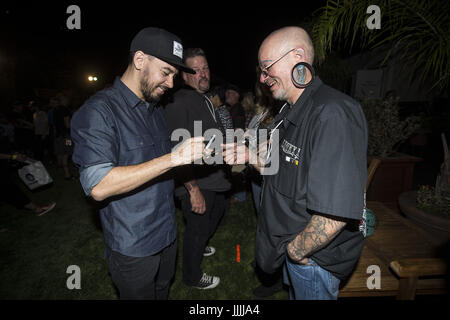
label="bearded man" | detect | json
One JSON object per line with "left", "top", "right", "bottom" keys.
{"left": 223, "top": 27, "right": 368, "bottom": 300}
{"left": 71, "top": 27, "right": 205, "bottom": 300}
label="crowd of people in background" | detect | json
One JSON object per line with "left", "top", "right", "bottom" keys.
{"left": 1, "top": 94, "right": 75, "bottom": 168}
{"left": 0, "top": 93, "right": 78, "bottom": 220}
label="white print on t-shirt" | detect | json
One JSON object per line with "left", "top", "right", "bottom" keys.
{"left": 281, "top": 139, "right": 301, "bottom": 160}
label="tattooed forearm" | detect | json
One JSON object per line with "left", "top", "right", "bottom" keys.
{"left": 287, "top": 214, "right": 346, "bottom": 263}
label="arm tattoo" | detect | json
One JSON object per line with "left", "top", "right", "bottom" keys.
{"left": 287, "top": 214, "right": 346, "bottom": 262}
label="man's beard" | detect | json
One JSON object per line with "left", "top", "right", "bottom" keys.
{"left": 140, "top": 69, "right": 166, "bottom": 103}
{"left": 265, "top": 79, "right": 287, "bottom": 102}
{"left": 198, "top": 77, "right": 210, "bottom": 93}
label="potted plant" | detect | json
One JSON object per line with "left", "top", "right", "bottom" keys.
{"left": 398, "top": 134, "right": 450, "bottom": 245}
{"left": 360, "top": 95, "right": 423, "bottom": 202}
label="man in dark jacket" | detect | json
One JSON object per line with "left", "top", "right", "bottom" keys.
{"left": 164, "top": 48, "right": 231, "bottom": 290}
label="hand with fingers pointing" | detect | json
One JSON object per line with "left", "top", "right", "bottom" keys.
{"left": 171, "top": 137, "right": 205, "bottom": 166}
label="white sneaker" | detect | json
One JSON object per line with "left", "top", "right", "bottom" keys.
{"left": 203, "top": 246, "right": 216, "bottom": 257}
{"left": 194, "top": 273, "right": 220, "bottom": 290}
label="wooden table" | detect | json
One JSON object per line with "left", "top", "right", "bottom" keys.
{"left": 339, "top": 201, "right": 448, "bottom": 299}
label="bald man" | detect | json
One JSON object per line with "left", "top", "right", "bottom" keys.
{"left": 224, "top": 27, "right": 368, "bottom": 299}
{"left": 258, "top": 27, "right": 315, "bottom": 104}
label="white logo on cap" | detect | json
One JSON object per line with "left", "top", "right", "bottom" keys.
{"left": 173, "top": 41, "right": 183, "bottom": 59}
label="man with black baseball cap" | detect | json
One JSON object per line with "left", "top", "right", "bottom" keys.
{"left": 71, "top": 27, "right": 204, "bottom": 300}
{"left": 130, "top": 27, "right": 195, "bottom": 75}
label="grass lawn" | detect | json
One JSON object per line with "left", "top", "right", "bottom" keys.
{"left": 0, "top": 163, "right": 288, "bottom": 300}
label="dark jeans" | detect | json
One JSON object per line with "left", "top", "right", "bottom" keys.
{"left": 180, "top": 189, "right": 225, "bottom": 286}
{"left": 105, "top": 240, "right": 177, "bottom": 300}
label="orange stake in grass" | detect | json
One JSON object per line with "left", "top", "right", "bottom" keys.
{"left": 236, "top": 244, "right": 240, "bottom": 263}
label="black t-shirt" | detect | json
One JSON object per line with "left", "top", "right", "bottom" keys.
{"left": 256, "top": 77, "right": 368, "bottom": 280}
{"left": 163, "top": 86, "right": 231, "bottom": 197}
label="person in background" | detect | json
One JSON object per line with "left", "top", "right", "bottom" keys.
{"left": 46, "top": 98, "right": 57, "bottom": 165}
{"left": 227, "top": 86, "right": 247, "bottom": 203}
{"left": 242, "top": 92, "right": 256, "bottom": 130}
{"left": 32, "top": 101, "right": 49, "bottom": 161}
{"left": 9, "top": 101, "right": 34, "bottom": 155}
{"left": 207, "top": 86, "right": 233, "bottom": 136}
{"left": 164, "top": 48, "right": 231, "bottom": 290}
{"left": 206, "top": 86, "right": 234, "bottom": 220}
{"left": 53, "top": 94, "right": 74, "bottom": 180}
{"left": 246, "top": 82, "right": 284, "bottom": 298}
{"left": 0, "top": 152, "right": 56, "bottom": 217}
{"left": 0, "top": 113, "right": 15, "bottom": 149}
{"left": 226, "top": 84, "right": 245, "bottom": 131}
{"left": 246, "top": 83, "right": 280, "bottom": 216}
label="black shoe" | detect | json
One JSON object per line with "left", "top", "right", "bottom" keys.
{"left": 252, "top": 281, "right": 283, "bottom": 298}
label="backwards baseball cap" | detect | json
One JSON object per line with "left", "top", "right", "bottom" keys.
{"left": 130, "top": 27, "right": 196, "bottom": 74}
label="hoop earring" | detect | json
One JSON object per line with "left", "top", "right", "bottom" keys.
{"left": 291, "top": 62, "right": 315, "bottom": 88}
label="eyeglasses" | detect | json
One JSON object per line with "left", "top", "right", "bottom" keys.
{"left": 260, "top": 48, "right": 295, "bottom": 78}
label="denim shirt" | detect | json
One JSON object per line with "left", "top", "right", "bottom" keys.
{"left": 71, "top": 77, "right": 176, "bottom": 257}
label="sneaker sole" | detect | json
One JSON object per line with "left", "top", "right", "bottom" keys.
{"left": 37, "top": 203, "right": 56, "bottom": 217}
{"left": 203, "top": 247, "right": 216, "bottom": 257}
{"left": 197, "top": 277, "right": 220, "bottom": 290}
{"left": 203, "top": 252, "right": 215, "bottom": 257}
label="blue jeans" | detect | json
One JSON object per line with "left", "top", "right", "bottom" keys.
{"left": 283, "top": 257, "right": 340, "bottom": 300}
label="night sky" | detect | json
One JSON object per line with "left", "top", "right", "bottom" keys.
{"left": 1, "top": 1, "right": 325, "bottom": 99}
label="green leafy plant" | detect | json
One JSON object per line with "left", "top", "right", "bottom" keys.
{"left": 360, "top": 96, "right": 421, "bottom": 157}
{"left": 311, "top": 0, "right": 450, "bottom": 91}
{"left": 416, "top": 185, "right": 450, "bottom": 218}
{"left": 416, "top": 134, "right": 450, "bottom": 218}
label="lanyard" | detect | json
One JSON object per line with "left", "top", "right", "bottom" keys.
{"left": 203, "top": 95, "right": 217, "bottom": 123}
{"left": 266, "top": 103, "right": 289, "bottom": 162}
{"left": 260, "top": 103, "right": 289, "bottom": 207}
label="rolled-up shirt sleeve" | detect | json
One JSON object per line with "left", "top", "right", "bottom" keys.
{"left": 79, "top": 162, "right": 114, "bottom": 196}
{"left": 71, "top": 99, "right": 118, "bottom": 196}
